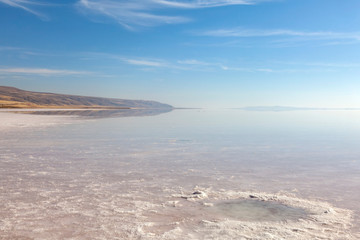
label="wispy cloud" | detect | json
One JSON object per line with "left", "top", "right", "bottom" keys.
{"left": 153, "top": 0, "right": 256, "bottom": 8}
{"left": 199, "top": 28, "right": 360, "bottom": 41}
{"left": 177, "top": 58, "right": 248, "bottom": 71}
{"left": 177, "top": 59, "right": 213, "bottom": 66}
{"left": 77, "top": 0, "right": 264, "bottom": 29}
{"left": 122, "top": 58, "right": 168, "bottom": 67}
{"left": 121, "top": 56, "right": 276, "bottom": 72}
{"left": 180, "top": 58, "right": 234, "bottom": 67}
{"left": 82, "top": 52, "right": 175, "bottom": 68}
{"left": 176, "top": 58, "right": 351, "bottom": 73}
{"left": 0, "top": 67, "right": 91, "bottom": 75}
{"left": 81, "top": 52, "right": 350, "bottom": 74}
{"left": 274, "top": 61, "right": 360, "bottom": 69}
{"left": 0, "top": 0, "right": 49, "bottom": 19}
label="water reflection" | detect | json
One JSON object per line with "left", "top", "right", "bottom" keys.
{"left": 12, "top": 108, "right": 173, "bottom": 119}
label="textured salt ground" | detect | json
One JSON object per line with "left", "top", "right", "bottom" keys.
{"left": 0, "top": 144, "right": 358, "bottom": 239}
{"left": 140, "top": 188, "right": 357, "bottom": 239}
{"left": 0, "top": 145, "right": 358, "bottom": 239}
{"left": 1, "top": 182, "right": 357, "bottom": 240}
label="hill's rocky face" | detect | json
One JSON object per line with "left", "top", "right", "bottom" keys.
{"left": 0, "top": 86, "right": 173, "bottom": 109}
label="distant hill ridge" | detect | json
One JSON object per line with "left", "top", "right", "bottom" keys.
{"left": 0, "top": 86, "right": 173, "bottom": 109}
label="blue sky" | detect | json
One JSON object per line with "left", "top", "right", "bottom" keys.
{"left": 0, "top": 0, "right": 359, "bottom": 108}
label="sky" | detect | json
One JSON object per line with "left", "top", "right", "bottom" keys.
{"left": 0, "top": 0, "right": 360, "bottom": 108}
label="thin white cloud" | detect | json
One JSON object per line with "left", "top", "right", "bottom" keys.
{"left": 177, "top": 59, "right": 343, "bottom": 73}
{"left": 81, "top": 52, "right": 171, "bottom": 67}
{"left": 123, "top": 58, "right": 167, "bottom": 67}
{"left": 274, "top": 61, "right": 360, "bottom": 68}
{"left": 123, "top": 56, "right": 269, "bottom": 72}
{"left": 84, "top": 52, "right": 329, "bottom": 74}
{"left": 0, "top": 0, "right": 48, "bottom": 19}
{"left": 0, "top": 67, "right": 91, "bottom": 75}
{"left": 153, "top": 0, "right": 255, "bottom": 8}
{"left": 256, "top": 68, "right": 274, "bottom": 72}
{"left": 77, "top": 0, "right": 189, "bottom": 29}
{"left": 178, "top": 59, "right": 235, "bottom": 71}
{"left": 177, "top": 59, "right": 250, "bottom": 72}
{"left": 77, "top": 0, "right": 264, "bottom": 29}
{"left": 199, "top": 28, "right": 360, "bottom": 41}
{"left": 305, "top": 62, "right": 360, "bottom": 68}
{"left": 177, "top": 59, "right": 213, "bottom": 65}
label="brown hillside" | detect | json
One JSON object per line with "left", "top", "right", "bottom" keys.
{"left": 0, "top": 86, "right": 173, "bottom": 109}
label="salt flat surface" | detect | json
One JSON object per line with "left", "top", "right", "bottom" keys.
{"left": 1, "top": 109, "right": 360, "bottom": 239}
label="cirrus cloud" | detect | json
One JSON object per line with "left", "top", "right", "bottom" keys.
{"left": 0, "top": 67, "right": 91, "bottom": 75}
{"left": 199, "top": 28, "right": 360, "bottom": 41}
{"left": 0, "top": 0, "right": 49, "bottom": 19}
{"left": 77, "top": 0, "right": 265, "bottom": 29}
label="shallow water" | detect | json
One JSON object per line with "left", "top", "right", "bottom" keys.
{"left": 1, "top": 109, "right": 360, "bottom": 239}
{"left": 209, "top": 199, "right": 309, "bottom": 222}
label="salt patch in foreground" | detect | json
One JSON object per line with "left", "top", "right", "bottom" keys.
{"left": 140, "top": 188, "right": 357, "bottom": 239}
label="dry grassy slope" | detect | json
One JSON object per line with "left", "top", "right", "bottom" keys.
{"left": 0, "top": 86, "right": 173, "bottom": 109}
